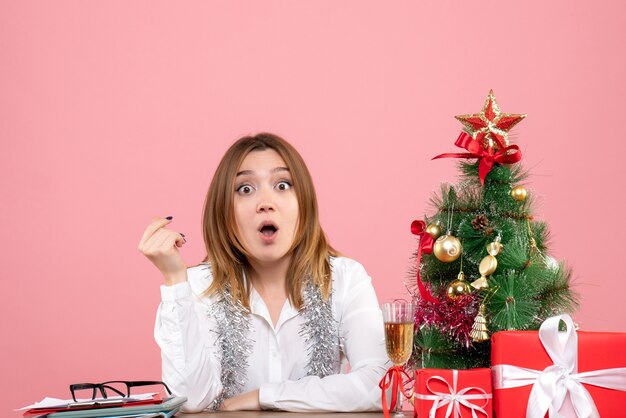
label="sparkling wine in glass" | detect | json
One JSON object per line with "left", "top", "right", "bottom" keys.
{"left": 382, "top": 301, "right": 415, "bottom": 417}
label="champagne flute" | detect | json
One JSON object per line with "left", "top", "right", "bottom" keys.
{"left": 382, "top": 301, "right": 415, "bottom": 418}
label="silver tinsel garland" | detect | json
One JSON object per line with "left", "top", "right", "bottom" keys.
{"left": 298, "top": 279, "right": 340, "bottom": 377}
{"left": 208, "top": 286, "right": 254, "bottom": 410}
{"left": 208, "top": 276, "right": 339, "bottom": 407}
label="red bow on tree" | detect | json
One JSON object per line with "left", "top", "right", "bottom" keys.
{"left": 432, "top": 132, "right": 522, "bottom": 185}
{"left": 411, "top": 220, "right": 440, "bottom": 304}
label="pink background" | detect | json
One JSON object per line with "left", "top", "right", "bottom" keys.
{"left": 2, "top": 1, "right": 625, "bottom": 414}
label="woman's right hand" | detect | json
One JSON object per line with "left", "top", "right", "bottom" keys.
{"left": 138, "top": 216, "right": 188, "bottom": 285}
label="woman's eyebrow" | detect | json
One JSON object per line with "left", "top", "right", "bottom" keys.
{"left": 236, "top": 167, "right": 289, "bottom": 177}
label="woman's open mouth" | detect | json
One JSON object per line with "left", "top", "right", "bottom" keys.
{"left": 258, "top": 221, "right": 279, "bottom": 242}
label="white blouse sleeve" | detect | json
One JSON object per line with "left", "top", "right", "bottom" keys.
{"left": 153, "top": 265, "right": 222, "bottom": 412}
{"left": 258, "top": 259, "right": 390, "bottom": 412}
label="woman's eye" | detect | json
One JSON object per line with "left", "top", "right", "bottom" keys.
{"left": 276, "top": 181, "right": 292, "bottom": 191}
{"left": 236, "top": 184, "right": 254, "bottom": 194}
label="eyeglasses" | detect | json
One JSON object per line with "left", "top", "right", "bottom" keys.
{"left": 69, "top": 380, "right": 172, "bottom": 402}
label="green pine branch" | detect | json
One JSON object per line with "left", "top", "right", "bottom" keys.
{"left": 488, "top": 270, "right": 541, "bottom": 331}
{"left": 413, "top": 326, "right": 490, "bottom": 369}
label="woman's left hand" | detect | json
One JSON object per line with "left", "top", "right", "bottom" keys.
{"left": 220, "top": 390, "right": 261, "bottom": 411}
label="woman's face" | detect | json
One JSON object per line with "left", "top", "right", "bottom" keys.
{"left": 233, "top": 149, "right": 299, "bottom": 266}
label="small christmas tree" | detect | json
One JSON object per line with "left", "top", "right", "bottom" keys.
{"left": 408, "top": 90, "right": 578, "bottom": 370}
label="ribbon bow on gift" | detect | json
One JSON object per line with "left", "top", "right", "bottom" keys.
{"left": 414, "top": 369, "right": 491, "bottom": 418}
{"left": 493, "top": 314, "right": 626, "bottom": 418}
{"left": 432, "top": 132, "right": 522, "bottom": 185}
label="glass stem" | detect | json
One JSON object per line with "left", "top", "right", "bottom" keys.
{"left": 393, "top": 385, "right": 403, "bottom": 417}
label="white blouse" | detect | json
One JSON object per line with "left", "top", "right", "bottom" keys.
{"left": 154, "top": 257, "right": 389, "bottom": 412}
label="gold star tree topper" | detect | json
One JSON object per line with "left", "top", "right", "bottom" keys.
{"left": 455, "top": 90, "right": 526, "bottom": 151}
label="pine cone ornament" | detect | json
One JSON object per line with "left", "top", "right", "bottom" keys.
{"left": 471, "top": 214, "right": 489, "bottom": 231}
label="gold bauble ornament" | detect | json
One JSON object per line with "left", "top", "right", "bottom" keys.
{"left": 511, "top": 185, "right": 528, "bottom": 201}
{"left": 447, "top": 272, "right": 472, "bottom": 300}
{"left": 426, "top": 223, "right": 442, "bottom": 240}
{"left": 433, "top": 235, "right": 462, "bottom": 262}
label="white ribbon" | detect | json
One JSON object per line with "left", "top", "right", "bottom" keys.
{"left": 492, "top": 314, "right": 626, "bottom": 418}
{"left": 414, "top": 369, "right": 492, "bottom": 418}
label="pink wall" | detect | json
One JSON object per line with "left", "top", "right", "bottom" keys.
{"left": 2, "top": 1, "right": 625, "bottom": 414}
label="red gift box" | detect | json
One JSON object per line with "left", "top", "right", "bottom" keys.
{"left": 414, "top": 368, "right": 492, "bottom": 418}
{"left": 492, "top": 314, "right": 626, "bottom": 417}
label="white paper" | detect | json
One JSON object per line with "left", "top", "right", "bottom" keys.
{"left": 17, "top": 392, "right": 157, "bottom": 410}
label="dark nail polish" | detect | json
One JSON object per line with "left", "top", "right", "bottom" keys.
{"left": 165, "top": 216, "right": 173, "bottom": 220}
{"left": 180, "top": 233, "right": 185, "bottom": 237}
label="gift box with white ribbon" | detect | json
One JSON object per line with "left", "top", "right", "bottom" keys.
{"left": 414, "top": 368, "right": 492, "bottom": 418}
{"left": 491, "top": 314, "right": 626, "bottom": 417}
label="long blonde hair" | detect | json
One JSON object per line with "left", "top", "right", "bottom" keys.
{"left": 201, "top": 133, "right": 337, "bottom": 309}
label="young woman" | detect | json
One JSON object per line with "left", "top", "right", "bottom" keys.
{"left": 138, "top": 133, "right": 388, "bottom": 412}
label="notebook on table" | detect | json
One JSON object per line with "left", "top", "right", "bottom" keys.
{"left": 42, "top": 396, "right": 186, "bottom": 418}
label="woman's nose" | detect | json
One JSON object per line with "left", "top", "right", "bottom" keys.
{"left": 256, "top": 201, "right": 275, "bottom": 213}
{"left": 256, "top": 190, "right": 276, "bottom": 213}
